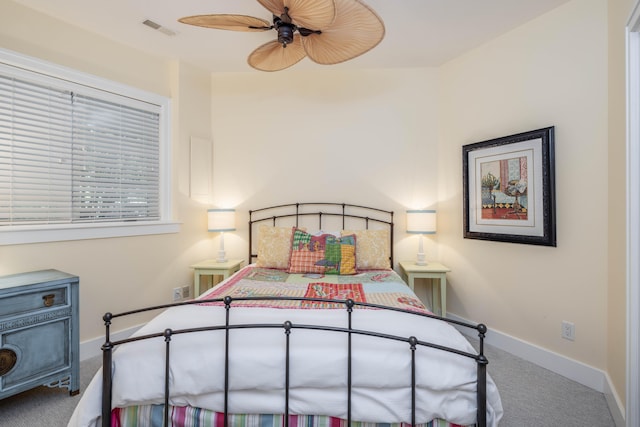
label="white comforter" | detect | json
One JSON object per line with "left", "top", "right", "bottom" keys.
{"left": 69, "top": 280, "right": 503, "bottom": 427}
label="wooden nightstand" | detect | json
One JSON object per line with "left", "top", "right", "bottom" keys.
{"left": 399, "top": 261, "right": 451, "bottom": 317}
{"left": 190, "top": 259, "right": 244, "bottom": 297}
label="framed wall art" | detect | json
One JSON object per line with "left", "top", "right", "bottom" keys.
{"left": 462, "top": 127, "right": 556, "bottom": 246}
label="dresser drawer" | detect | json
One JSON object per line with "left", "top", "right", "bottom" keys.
{"left": 1, "top": 318, "right": 70, "bottom": 390}
{"left": 0, "top": 285, "right": 68, "bottom": 318}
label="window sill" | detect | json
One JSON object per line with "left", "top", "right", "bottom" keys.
{"left": 0, "top": 221, "right": 182, "bottom": 245}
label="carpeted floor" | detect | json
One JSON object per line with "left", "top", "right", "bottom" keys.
{"left": 0, "top": 355, "right": 101, "bottom": 427}
{"left": 0, "top": 341, "right": 616, "bottom": 427}
{"left": 479, "top": 340, "right": 615, "bottom": 426}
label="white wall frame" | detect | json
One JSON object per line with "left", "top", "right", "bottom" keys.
{"left": 627, "top": 2, "right": 640, "bottom": 426}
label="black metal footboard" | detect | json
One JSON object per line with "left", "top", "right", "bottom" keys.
{"left": 101, "top": 297, "right": 488, "bottom": 427}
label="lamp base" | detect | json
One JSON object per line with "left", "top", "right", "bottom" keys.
{"left": 216, "top": 250, "right": 227, "bottom": 263}
{"left": 416, "top": 252, "right": 427, "bottom": 266}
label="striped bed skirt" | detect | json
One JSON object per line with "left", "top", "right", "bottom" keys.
{"left": 111, "top": 406, "right": 469, "bottom": 427}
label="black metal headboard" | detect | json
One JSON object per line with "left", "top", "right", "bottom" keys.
{"left": 249, "top": 202, "right": 394, "bottom": 267}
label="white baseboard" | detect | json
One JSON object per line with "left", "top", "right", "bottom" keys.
{"left": 447, "top": 313, "right": 625, "bottom": 425}
{"left": 79, "top": 324, "right": 144, "bottom": 361}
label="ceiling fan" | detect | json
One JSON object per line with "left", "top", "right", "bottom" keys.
{"left": 178, "top": 0, "right": 385, "bottom": 72}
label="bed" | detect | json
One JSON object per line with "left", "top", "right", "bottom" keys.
{"left": 68, "top": 203, "right": 503, "bottom": 427}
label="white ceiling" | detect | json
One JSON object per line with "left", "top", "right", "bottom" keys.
{"left": 11, "top": 0, "right": 571, "bottom": 73}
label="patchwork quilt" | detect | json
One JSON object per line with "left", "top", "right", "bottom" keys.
{"left": 198, "top": 266, "right": 427, "bottom": 311}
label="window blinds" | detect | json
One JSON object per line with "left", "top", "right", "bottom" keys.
{"left": 0, "top": 71, "right": 161, "bottom": 226}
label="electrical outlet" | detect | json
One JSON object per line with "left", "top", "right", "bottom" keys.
{"left": 172, "top": 287, "right": 182, "bottom": 301}
{"left": 181, "top": 285, "right": 190, "bottom": 299}
{"left": 561, "top": 321, "right": 575, "bottom": 341}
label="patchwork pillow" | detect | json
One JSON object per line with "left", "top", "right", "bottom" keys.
{"left": 342, "top": 229, "right": 390, "bottom": 269}
{"left": 288, "top": 228, "right": 356, "bottom": 275}
{"left": 256, "top": 225, "right": 298, "bottom": 269}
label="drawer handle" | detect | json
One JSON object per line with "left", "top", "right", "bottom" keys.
{"left": 42, "top": 294, "right": 55, "bottom": 307}
{"left": 0, "top": 348, "right": 17, "bottom": 376}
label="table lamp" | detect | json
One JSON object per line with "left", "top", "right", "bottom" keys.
{"left": 406, "top": 209, "right": 436, "bottom": 266}
{"left": 208, "top": 209, "right": 236, "bottom": 263}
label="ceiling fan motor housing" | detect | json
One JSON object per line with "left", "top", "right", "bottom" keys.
{"left": 277, "top": 23, "right": 295, "bottom": 45}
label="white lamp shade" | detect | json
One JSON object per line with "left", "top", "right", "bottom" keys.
{"left": 406, "top": 210, "right": 436, "bottom": 234}
{"left": 208, "top": 209, "right": 236, "bottom": 232}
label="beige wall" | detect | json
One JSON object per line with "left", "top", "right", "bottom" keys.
{"left": 0, "top": 2, "right": 215, "bottom": 347}
{"left": 210, "top": 68, "right": 443, "bottom": 280}
{"left": 0, "top": 1, "right": 169, "bottom": 96}
{"left": 439, "top": 0, "right": 609, "bottom": 368}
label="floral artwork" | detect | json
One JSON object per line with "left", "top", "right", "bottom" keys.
{"left": 480, "top": 157, "right": 528, "bottom": 220}
{"left": 463, "top": 127, "right": 556, "bottom": 246}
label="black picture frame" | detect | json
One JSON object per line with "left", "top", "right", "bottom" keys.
{"left": 462, "top": 127, "right": 556, "bottom": 246}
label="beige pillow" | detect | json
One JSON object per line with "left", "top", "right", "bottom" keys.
{"left": 342, "top": 229, "right": 390, "bottom": 269}
{"left": 256, "top": 225, "right": 296, "bottom": 269}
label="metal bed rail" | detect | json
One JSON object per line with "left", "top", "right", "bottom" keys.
{"left": 101, "top": 296, "right": 488, "bottom": 427}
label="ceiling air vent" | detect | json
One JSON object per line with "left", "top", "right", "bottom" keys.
{"left": 142, "top": 19, "right": 176, "bottom": 36}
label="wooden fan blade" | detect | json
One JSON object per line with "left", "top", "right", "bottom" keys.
{"left": 248, "top": 36, "right": 307, "bottom": 71}
{"left": 178, "top": 14, "right": 271, "bottom": 32}
{"left": 301, "top": 0, "right": 384, "bottom": 65}
{"left": 257, "top": 0, "right": 336, "bottom": 29}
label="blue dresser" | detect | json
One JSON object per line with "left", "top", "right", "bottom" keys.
{"left": 0, "top": 269, "right": 79, "bottom": 399}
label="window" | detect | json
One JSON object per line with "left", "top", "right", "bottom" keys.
{"left": 0, "top": 48, "right": 178, "bottom": 244}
